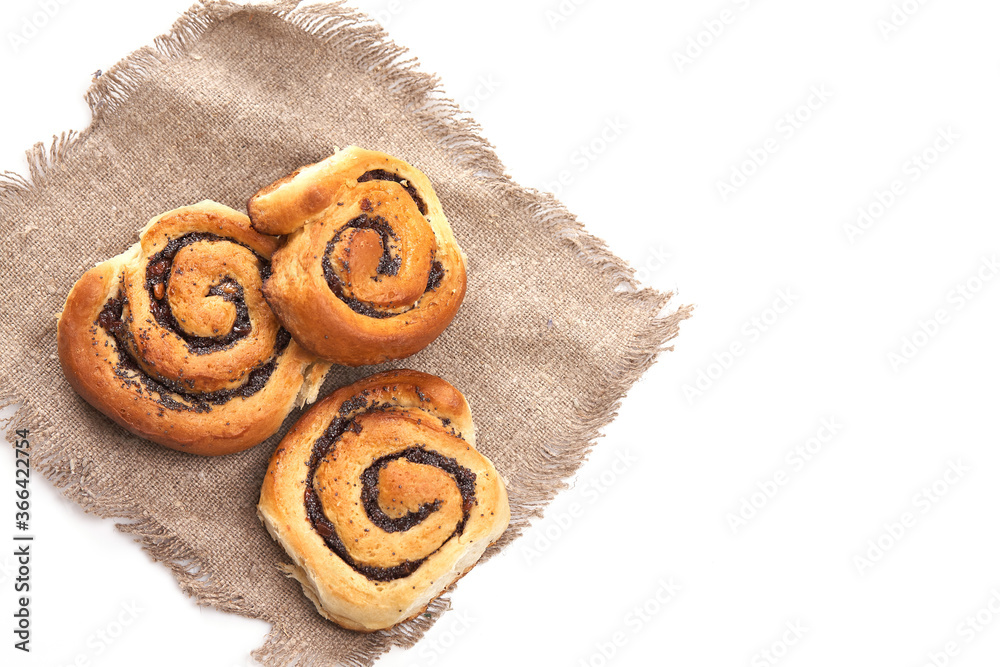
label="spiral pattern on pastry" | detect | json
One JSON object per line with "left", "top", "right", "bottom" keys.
{"left": 57, "top": 201, "right": 330, "bottom": 456}
{"left": 247, "top": 146, "right": 467, "bottom": 366}
{"left": 258, "top": 369, "right": 509, "bottom": 632}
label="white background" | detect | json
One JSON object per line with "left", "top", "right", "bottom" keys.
{"left": 2, "top": 1, "right": 1000, "bottom": 666}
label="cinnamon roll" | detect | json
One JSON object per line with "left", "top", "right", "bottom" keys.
{"left": 247, "top": 147, "right": 467, "bottom": 366}
{"left": 57, "top": 201, "right": 330, "bottom": 456}
{"left": 258, "top": 369, "right": 509, "bottom": 631}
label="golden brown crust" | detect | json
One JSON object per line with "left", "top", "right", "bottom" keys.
{"left": 258, "top": 370, "right": 509, "bottom": 631}
{"left": 247, "top": 147, "right": 467, "bottom": 366}
{"left": 56, "top": 201, "right": 331, "bottom": 456}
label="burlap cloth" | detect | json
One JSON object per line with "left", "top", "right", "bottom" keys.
{"left": 0, "top": 1, "right": 689, "bottom": 664}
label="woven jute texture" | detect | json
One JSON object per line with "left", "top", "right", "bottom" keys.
{"left": 0, "top": 1, "right": 690, "bottom": 664}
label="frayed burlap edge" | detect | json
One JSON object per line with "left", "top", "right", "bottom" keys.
{"left": 0, "top": 1, "right": 692, "bottom": 665}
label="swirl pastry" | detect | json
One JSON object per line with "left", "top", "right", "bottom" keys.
{"left": 247, "top": 147, "right": 467, "bottom": 366}
{"left": 258, "top": 369, "right": 509, "bottom": 631}
{"left": 57, "top": 201, "right": 330, "bottom": 456}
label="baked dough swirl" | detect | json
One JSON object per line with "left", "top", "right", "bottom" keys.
{"left": 247, "top": 147, "right": 467, "bottom": 366}
{"left": 258, "top": 369, "right": 509, "bottom": 631}
{"left": 57, "top": 201, "right": 330, "bottom": 456}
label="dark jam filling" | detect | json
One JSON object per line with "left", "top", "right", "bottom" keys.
{"left": 332, "top": 213, "right": 402, "bottom": 277}
{"left": 360, "top": 448, "right": 476, "bottom": 533}
{"left": 426, "top": 261, "right": 444, "bottom": 291}
{"left": 96, "top": 287, "right": 291, "bottom": 413}
{"left": 304, "top": 408, "right": 477, "bottom": 582}
{"left": 357, "top": 169, "right": 428, "bottom": 215}
{"left": 145, "top": 233, "right": 267, "bottom": 355}
{"left": 321, "top": 214, "right": 445, "bottom": 319}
